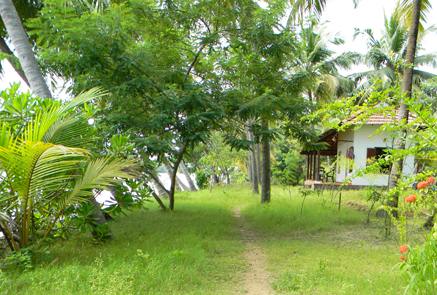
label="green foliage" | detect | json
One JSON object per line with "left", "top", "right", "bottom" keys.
{"left": 0, "top": 88, "right": 136, "bottom": 254}
{"left": 195, "top": 170, "right": 209, "bottom": 189}
{"left": 103, "top": 179, "right": 153, "bottom": 217}
{"left": 272, "top": 139, "right": 305, "bottom": 186}
{"left": 399, "top": 227, "right": 437, "bottom": 295}
{"left": 196, "top": 132, "right": 247, "bottom": 185}
{"left": 1, "top": 246, "right": 51, "bottom": 271}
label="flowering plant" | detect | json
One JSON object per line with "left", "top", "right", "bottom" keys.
{"left": 398, "top": 227, "right": 437, "bottom": 294}
{"left": 408, "top": 176, "right": 437, "bottom": 227}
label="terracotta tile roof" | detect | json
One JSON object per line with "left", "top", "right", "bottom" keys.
{"left": 343, "top": 111, "right": 417, "bottom": 125}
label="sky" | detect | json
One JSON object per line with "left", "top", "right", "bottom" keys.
{"left": 0, "top": 0, "right": 436, "bottom": 94}
{"left": 320, "top": 0, "right": 437, "bottom": 75}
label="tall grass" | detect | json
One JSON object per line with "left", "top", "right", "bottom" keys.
{"left": 0, "top": 188, "right": 248, "bottom": 295}
{"left": 243, "top": 186, "right": 365, "bottom": 237}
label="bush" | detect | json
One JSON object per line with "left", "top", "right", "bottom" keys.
{"left": 196, "top": 170, "right": 209, "bottom": 189}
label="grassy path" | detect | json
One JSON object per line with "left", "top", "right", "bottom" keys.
{"left": 233, "top": 205, "right": 273, "bottom": 294}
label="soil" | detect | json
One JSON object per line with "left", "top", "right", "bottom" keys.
{"left": 232, "top": 205, "right": 273, "bottom": 295}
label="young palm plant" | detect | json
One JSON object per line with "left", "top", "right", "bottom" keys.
{"left": 0, "top": 88, "right": 136, "bottom": 252}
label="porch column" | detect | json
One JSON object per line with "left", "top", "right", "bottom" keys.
{"left": 309, "top": 153, "right": 313, "bottom": 180}
{"left": 317, "top": 151, "right": 321, "bottom": 181}
{"left": 313, "top": 151, "right": 317, "bottom": 180}
{"left": 306, "top": 154, "right": 310, "bottom": 180}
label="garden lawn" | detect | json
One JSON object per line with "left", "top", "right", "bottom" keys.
{"left": 0, "top": 185, "right": 418, "bottom": 294}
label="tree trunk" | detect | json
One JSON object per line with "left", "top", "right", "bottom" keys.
{"left": 210, "top": 167, "right": 220, "bottom": 184}
{"left": 151, "top": 191, "right": 167, "bottom": 211}
{"left": 168, "top": 141, "right": 189, "bottom": 210}
{"left": 261, "top": 120, "right": 271, "bottom": 203}
{"left": 0, "top": 0, "right": 52, "bottom": 98}
{"left": 0, "top": 36, "right": 30, "bottom": 87}
{"left": 247, "top": 119, "right": 259, "bottom": 194}
{"left": 248, "top": 153, "right": 253, "bottom": 182}
{"left": 256, "top": 143, "right": 262, "bottom": 183}
{"left": 180, "top": 161, "right": 197, "bottom": 191}
{"left": 88, "top": 196, "right": 113, "bottom": 240}
{"left": 388, "top": 0, "right": 421, "bottom": 210}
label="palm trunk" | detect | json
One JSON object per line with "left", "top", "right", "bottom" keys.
{"left": 260, "top": 120, "right": 271, "bottom": 203}
{"left": 0, "top": 0, "right": 52, "bottom": 98}
{"left": 164, "top": 163, "right": 188, "bottom": 191}
{"left": 388, "top": 0, "right": 421, "bottom": 211}
{"left": 151, "top": 177, "right": 169, "bottom": 199}
{"left": 151, "top": 191, "right": 167, "bottom": 211}
{"left": 0, "top": 36, "right": 30, "bottom": 87}
{"left": 180, "top": 161, "right": 197, "bottom": 191}
{"left": 248, "top": 153, "right": 253, "bottom": 182}
{"left": 88, "top": 196, "right": 113, "bottom": 240}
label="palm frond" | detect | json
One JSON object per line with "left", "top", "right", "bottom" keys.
{"left": 396, "top": 0, "right": 432, "bottom": 33}
{"left": 23, "top": 87, "right": 105, "bottom": 143}
{"left": 58, "top": 158, "right": 138, "bottom": 211}
{"left": 42, "top": 116, "right": 96, "bottom": 147}
{"left": 414, "top": 53, "right": 437, "bottom": 68}
{"left": 412, "top": 69, "right": 436, "bottom": 81}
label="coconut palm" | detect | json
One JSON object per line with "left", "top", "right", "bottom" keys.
{"left": 0, "top": 88, "right": 136, "bottom": 251}
{"left": 291, "top": 19, "right": 359, "bottom": 103}
{"left": 288, "top": 0, "right": 360, "bottom": 23}
{"left": 389, "top": 0, "right": 429, "bottom": 204}
{"left": 0, "top": 0, "right": 51, "bottom": 98}
{"left": 352, "top": 11, "right": 436, "bottom": 91}
{"left": 396, "top": 0, "right": 432, "bottom": 33}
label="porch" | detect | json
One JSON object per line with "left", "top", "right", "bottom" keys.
{"left": 301, "top": 129, "right": 338, "bottom": 183}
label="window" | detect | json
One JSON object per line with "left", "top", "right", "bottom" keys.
{"left": 367, "top": 147, "right": 391, "bottom": 173}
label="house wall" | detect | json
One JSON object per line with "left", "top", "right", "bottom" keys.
{"left": 336, "top": 125, "right": 415, "bottom": 186}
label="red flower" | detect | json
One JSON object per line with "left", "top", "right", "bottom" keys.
{"left": 417, "top": 181, "right": 428, "bottom": 189}
{"left": 400, "top": 255, "right": 406, "bottom": 261}
{"left": 399, "top": 245, "right": 408, "bottom": 253}
{"left": 405, "top": 195, "right": 417, "bottom": 203}
{"left": 427, "top": 177, "right": 435, "bottom": 184}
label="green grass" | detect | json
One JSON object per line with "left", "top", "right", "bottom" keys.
{"left": 0, "top": 184, "right": 420, "bottom": 294}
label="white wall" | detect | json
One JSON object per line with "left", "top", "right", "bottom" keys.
{"left": 336, "top": 127, "right": 354, "bottom": 183}
{"left": 336, "top": 125, "right": 415, "bottom": 186}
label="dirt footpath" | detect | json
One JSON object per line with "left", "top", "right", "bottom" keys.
{"left": 232, "top": 206, "right": 273, "bottom": 295}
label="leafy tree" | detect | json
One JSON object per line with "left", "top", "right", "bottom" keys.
{"left": 272, "top": 139, "right": 305, "bottom": 186}
{"left": 197, "top": 132, "right": 247, "bottom": 188}
{"left": 31, "top": 0, "right": 249, "bottom": 210}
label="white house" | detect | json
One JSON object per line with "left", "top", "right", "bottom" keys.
{"left": 302, "top": 113, "right": 416, "bottom": 187}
